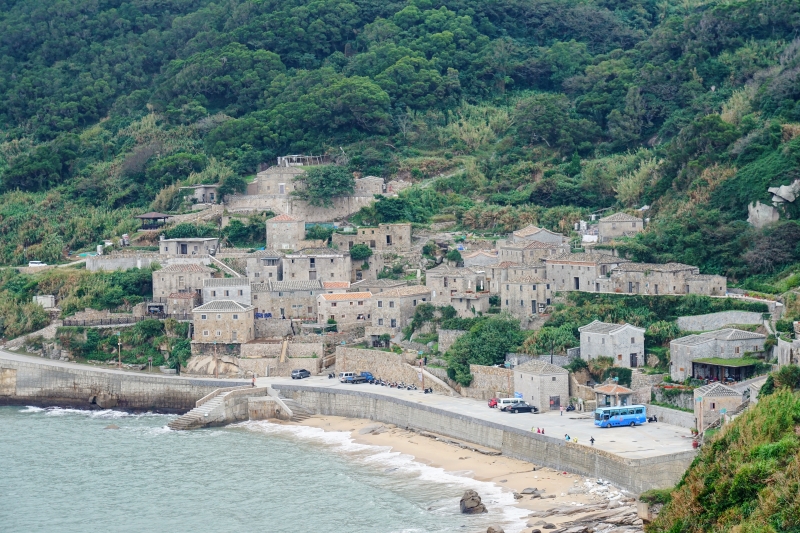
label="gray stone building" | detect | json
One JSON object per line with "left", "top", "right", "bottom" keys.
{"left": 331, "top": 223, "right": 413, "bottom": 253}
{"left": 497, "top": 240, "right": 570, "bottom": 265}
{"left": 202, "top": 278, "right": 251, "bottom": 306}
{"left": 693, "top": 382, "right": 743, "bottom": 431}
{"left": 350, "top": 279, "right": 408, "bottom": 293}
{"left": 545, "top": 253, "right": 629, "bottom": 292}
{"left": 449, "top": 291, "right": 491, "bottom": 318}
{"left": 513, "top": 359, "right": 569, "bottom": 411}
{"left": 159, "top": 236, "right": 219, "bottom": 257}
{"left": 251, "top": 280, "right": 324, "bottom": 319}
{"left": 608, "top": 262, "right": 727, "bottom": 296}
{"left": 500, "top": 276, "right": 552, "bottom": 319}
{"left": 368, "top": 285, "right": 433, "bottom": 339}
{"left": 669, "top": 328, "right": 767, "bottom": 382}
{"left": 425, "top": 263, "right": 486, "bottom": 305}
{"left": 180, "top": 183, "right": 219, "bottom": 204}
{"left": 166, "top": 292, "right": 198, "bottom": 315}
{"left": 594, "top": 383, "right": 635, "bottom": 407}
{"left": 192, "top": 300, "right": 255, "bottom": 345}
{"left": 597, "top": 212, "right": 643, "bottom": 243}
{"left": 250, "top": 165, "right": 304, "bottom": 195}
{"left": 152, "top": 263, "right": 214, "bottom": 298}
{"left": 509, "top": 225, "right": 568, "bottom": 245}
{"left": 462, "top": 250, "right": 499, "bottom": 268}
{"left": 578, "top": 320, "right": 646, "bottom": 368}
{"left": 245, "top": 250, "right": 283, "bottom": 282}
{"left": 317, "top": 291, "right": 372, "bottom": 326}
{"left": 485, "top": 261, "right": 520, "bottom": 293}
{"left": 353, "top": 176, "right": 385, "bottom": 196}
{"left": 266, "top": 213, "right": 305, "bottom": 250}
{"left": 283, "top": 248, "right": 352, "bottom": 282}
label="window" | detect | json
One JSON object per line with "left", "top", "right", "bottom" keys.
{"left": 378, "top": 319, "right": 384, "bottom": 325}
{"left": 631, "top": 337, "right": 635, "bottom": 344}
{"left": 329, "top": 315, "right": 335, "bottom": 320}
{"left": 216, "top": 330, "right": 221, "bottom": 336}
{"left": 331, "top": 302, "right": 337, "bottom": 307}
{"left": 201, "top": 314, "right": 207, "bottom": 320}
{"left": 232, "top": 331, "right": 237, "bottom": 341}
{"left": 505, "top": 299, "right": 508, "bottom": 305}
{"left": 711, "top": 402, "right": 716, "bottom": 410}
{"left": 216, "top": 314, "right": 221, "bottom": 319}
{"left": 601, "top": 338, "right": 605, "bottom": 345}
{"left": 390, "top": 319, "right": 397, "bottom": 327}
{"left": 233, "top": 314, "right": 239, "bottom": 320}
{"left": 617, "top": 354, "right": 622, "bottom": 360}
{"left": 389, "top": 301, "right": 395, "bottom": 308}
{"left": 546, "top": 284, "right": 550, "bottom": 289}
{"left": 203, "top": 330, "right": 209, "bottom": 336}
{"left": 552, "top": 377, "right": 556, "bottom": 381}
{"left": 211, "top": 290, "right": 216, "bottom": 297}
{"left": 238, "top": 290, "right": 243, "bottom": 296}
{"left": 224, "top": 290, "right": 229, "bottom": 296}
{"left": 413, "top": 300, "right": 417, "bottom": 306}
{"left": 735, "top": 346, "right": 740, "bottom": 354}
{"left": 254, "top": 295, "right": 258, "bottom": 300}
{"left": 378, "top": 301, "right": 383, "bottom": 308}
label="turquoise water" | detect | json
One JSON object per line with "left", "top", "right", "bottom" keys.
{"left": 0, "top": 406, "right": 524, "bottom": 533}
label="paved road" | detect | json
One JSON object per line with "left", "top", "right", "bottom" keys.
{"left": 258, "top": 375, "right": 695, "bottom": 459}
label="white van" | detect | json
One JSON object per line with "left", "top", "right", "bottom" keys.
{"left": 28, "top": 261, "right": 47, "bottom": 267}
{"left": 338, "top": 372, "right": 355, "bottom": 383}
{"left": 497, "top": 398, "right": 523, "bottom": 409}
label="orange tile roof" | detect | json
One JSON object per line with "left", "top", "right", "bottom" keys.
{"left": 320, "top": 292, "right": 372, "bottom": 301}
{"left": 323, "top": 281, "right": 351, "bottom": 289}
{"left": 594, "top": 384, "right": 634, "bottom": 395}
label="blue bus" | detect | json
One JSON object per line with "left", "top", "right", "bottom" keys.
{"left": 594, "top": 405, "right": 647, "bottom": 428}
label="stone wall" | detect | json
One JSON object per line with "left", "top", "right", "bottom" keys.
{"left": 87, "top": 254, "right": 159, "bottom": 272}
{"left": 237, "top": 357, "right": 322, "bottom": 377}
{"left": 0, "top": 354, "right": 244, "bottom": 411}
{"left": 437, "top": 329, "right": 466, "bottom": 354}
{"left": 224, "top": 194, "right": 375, "bottom": 222}
{"left": 461, "top": 364, "right": 513, "bottom": 400}
{"left": 645, "top": 404, "right": 696, "bottom": 429}
{"left": 272, "top": 384, "right": 697, "bottom": 493}
{"left": 676, "top": 311, "right": 764, "bottom": 332}
{"left": 240, "top": 341, "right": 323, "bottom": 358}
{"left": 653, "top": 385, "right": 695, "bottom": 410}
{"left": 335, "top": 347, "right": 453, "bottom": 395}
{"left": 254, "top": 318, "right": 294, "bottom": 338}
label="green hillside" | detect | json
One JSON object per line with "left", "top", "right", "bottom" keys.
{"left": 2, "top": 0, "right": 800, "bottom": 331}
{"left": 647, "top": 367, "right": 800, "bottom": 533}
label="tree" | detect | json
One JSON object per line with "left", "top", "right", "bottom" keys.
{"left": 446, "top": 249, "right": 462, "bottom": 263}
{"left": 445, "top": 315, "right": 527, "bottom": 386}
{"left": 349, "top": 244, "right": 373, "bottom": 261}
{"left": 292, "top": 166, "right": 355, "bottom": 207}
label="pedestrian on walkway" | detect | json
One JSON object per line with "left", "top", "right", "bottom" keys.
{"left": 560, "top": 405, "right": 564, "bottom": 416}
{"left": 541, "top": 428, "right": 545, "bottom": 435}
{"left": 590, "top": 436, "right": 595, "bottom": 446}
{"left": 564, "top": 434, "right": 570, "bottom": 441}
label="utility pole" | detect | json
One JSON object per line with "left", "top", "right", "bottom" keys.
{"left": 214, "top": 341, "right": 218, "bottom": 379}
{"left": 117, "top": 331, "right": 121, "bottom": 369}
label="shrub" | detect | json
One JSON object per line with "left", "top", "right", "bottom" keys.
{"left": 349, "top": 244, "right": 373, "bottom": 261}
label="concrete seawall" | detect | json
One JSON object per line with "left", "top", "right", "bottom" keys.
{"left": 273, "top": 383, "right": 696, "bottom": 494}
{"left": 0, "top": 352, "right": 246, "bottom": 412}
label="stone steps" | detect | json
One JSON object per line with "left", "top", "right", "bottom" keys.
{"left": 281, "top": 398, "right": 314, "bottom": 422}
{"left": 168, "top": 394, "right": 228, "bottom": 430}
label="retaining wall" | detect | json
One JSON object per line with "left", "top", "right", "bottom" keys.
{"left": 86, "top": 255, "right": 159, "bottom": 272}
{"left": 272, "top": 384, "right": 696, "bottom": 493}
{"left": 437, "top": 329, "right": 466, "bottom": 354}
{"left": 677, "top": 311, "right": 763, "bottom": 332}
{"left": 240, "top": 341, "right": 323, "bottom": 358}
{"left": 0, "top": 354, "right": 245, "bottom": 411}
{"left": 336, "top": 347, "right": 454, "bottom": 395}
{"left": 646, "top": 404, "right": 695, "bottom": 429}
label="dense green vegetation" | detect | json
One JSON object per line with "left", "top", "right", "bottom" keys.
{"left": 649, "top": 381, "right": 800, "bottom": 533}
{"left": 0, "top": 0, "right": 797, "bottom": 289}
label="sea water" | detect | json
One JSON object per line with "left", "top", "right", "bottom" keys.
{"left": 0, "top": 406, "right": 527, "bottom": 533}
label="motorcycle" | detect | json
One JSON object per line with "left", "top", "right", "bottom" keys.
{"left": 647, "top": 415, "right": 658, "bottom": 423}
{"left": 328, "top": 373, "right": 335, "bottom": 379}
{"left": 566, "top": 404, "right": 576, "bottom": 412}
{"left": 424, "top": 388, "right": 433, "bottom": 394}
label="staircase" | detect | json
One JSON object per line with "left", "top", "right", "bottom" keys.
{"left": 168, "top": 389, "right": 238, "bottom": 430}
{"left": 281, "top": 398, "right": 314, "bottom": 422}
{"left": 209, "top": 255, "right": 243, "bottom": 278}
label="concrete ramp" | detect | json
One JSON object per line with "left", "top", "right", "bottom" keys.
{"left": 279, "top": 339, "right": 288, "bottom": 363}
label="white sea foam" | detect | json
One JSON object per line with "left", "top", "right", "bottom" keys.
{"left": 235, "top": 420, "right": 529, "bottom": 532}
{"left": 18, "top": 406, "right": 45, "bottom": 413}
{"left": 33, "top": 407, "right": 172, "bottom": 420}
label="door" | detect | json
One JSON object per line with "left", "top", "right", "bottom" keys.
{"left": 180, "top": 244, "right": 188, "bottom": 254}
{"left": 549, "top": 396, "right": 560, "bottom": 411}
{"left": 531, "top": 300, "right": 537, "bottom": 314}
{"left": 573, "top": 277, "right": 580, "bottom": 290}
{"left": 630, "top": 353, "right": 638, "bottom": 368}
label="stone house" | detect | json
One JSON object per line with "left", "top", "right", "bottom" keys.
{"left": 266, "top": 214, "right": 305, "bottom": 250}
{"left": 249, "top": 165, "right": 305, "bottom": 195}
{"left": 594, "top": 383, "right": 635, "bottom": 407}
{"left": 777, "top": 335, "right": 800, "bottom": 367}
{"left": 192, "top": 300, "right": 255, "bottom": 344}
{"left": 500, "top": 276, "right": 552, "bottom": 319}
{"left": 498, "top": 241, "right": 570, "bottom": 265}
{"left": 166, "top": 292, "right": 198, "bottom": 315}
{"left": 486, "top": 261, "right": 519, "bottom": 293}
{"left": 462, "top": 250, "right": 499, "bottom": 268}
{"left": 353, "top": 176, "right": 386, "bottom": 196}
{"left": 180, "top": 183, "right": 219, "bottom": 204}
{"left": 608, "top": 263, "right": 727, "bottom": 296}
{"left": 202, "top": 278, "right": 251, "bottom": 306}
{"left": 449, "top": 291, "right": 491, "bottom": 318}
{"left": 251, "top": 280, "right": 324, "bottom": 318}
{"left": 368, "top": 285, "right": 433, "bottom": 339}
{"left": 693, "top": 382, "right": 743, "bottom": 430}
{"left": 331, "top": 223, "right": 412, "bottom": 253}
{"left": 159, "top": 236, "right": 219, "bottom": 257}
{"left": 245, "top": 251, "right": 283, "bottom": 282}
{"left": 509, "top": 225, "right": 568, "bottom": 245}
{"left": 669, "top": 328, "right": 767, "bottom": 382}
{"left": 425, "top": 263, "right": 486, "bottom": 305}
{"left": 578, "top": 320, "right": 646, "bottom": 368}
{"left": 544, "top": 253, "right": 629, "bottom": 292}
{"left": 317, "top": 292, "right": 372, "bottom": 326}
{"left": 597, "top": 212, "right": 643, "bottom": 243}
{"left": 350, "top": 279, "right": 408, "bottom": 294}
{"left": 282, "top": 248, "right": 352, "bottom": 282}
{"left": 152, "top": 263, "right": 213, "bottom": 298}
{"left": 513, "top": 359, "right": 569, "bottom": 411}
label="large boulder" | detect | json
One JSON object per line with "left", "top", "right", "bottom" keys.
{"left": 487, "top": 527, "right": 505, "bottom": 533}
{"left": 459, "top": 490, "right": 487, "bottom": 514}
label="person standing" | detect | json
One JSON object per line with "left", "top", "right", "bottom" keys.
{"left": 590, "top": 436, "right": 595, "bottom": 446}
{"left": 560, "top": 405, "right": 564, "bottom": 416}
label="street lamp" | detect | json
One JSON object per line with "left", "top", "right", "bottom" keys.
{"left": 214, "top": 341, "right": 218, "bottom": 379}
{"left": 117, "top": 331, "right": 121, "bottom": 369}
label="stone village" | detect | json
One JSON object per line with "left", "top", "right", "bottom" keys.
{"left": 23, "top": 156, "right": 796, "bottom": 437}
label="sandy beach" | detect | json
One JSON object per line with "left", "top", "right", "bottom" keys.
{"left": 287, "top": 414, "right": 645, "bottom": 533}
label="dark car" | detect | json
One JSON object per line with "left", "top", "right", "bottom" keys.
{"left": 501, "top": 402, "right": 539, "bottom": 414}
{"left": 291, "top": 369, "right": 311, "bottom": 379}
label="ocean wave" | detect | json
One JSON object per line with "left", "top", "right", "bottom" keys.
{"left": 18, "top": 406, "right": 45, "bottom": 413}
{"left": 37, "top": 407, "right": 172, "bottom": 420}
{"left": 234, "top": 420, "right": 529, "bottom": 531}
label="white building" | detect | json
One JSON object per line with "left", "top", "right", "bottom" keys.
{"left": 578, "top": 320, "right": 646, "bottom": 368}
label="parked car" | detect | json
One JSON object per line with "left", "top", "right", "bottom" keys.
{"left": 496, "top": 398, "right": 524, "bottom": 409}
{"left": 501, "top": 402, "right": 539, "bottom": 414}
{"left": 338, "top": 372, "right": 355, "bottom": 383}
{"left": 488, "top": 398, "right": 498, "bottom": 408}
{"left": 28, "top": 261, "right": 47, "bottom": 267}
{"left": 291, "top": 369, "right": 311, "bottom": 379}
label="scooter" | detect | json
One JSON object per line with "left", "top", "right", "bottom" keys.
{"left": 328, "top": 373, "right": 335, "bottom": 379}
{"left": 647, "top": 415, "right": 658, "bottom": 423}
{"left": 424, "top": 388, "right": 433, "bottom": 394}
{"left": 566, "top": 404, "right": 576, "bottom": 412}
